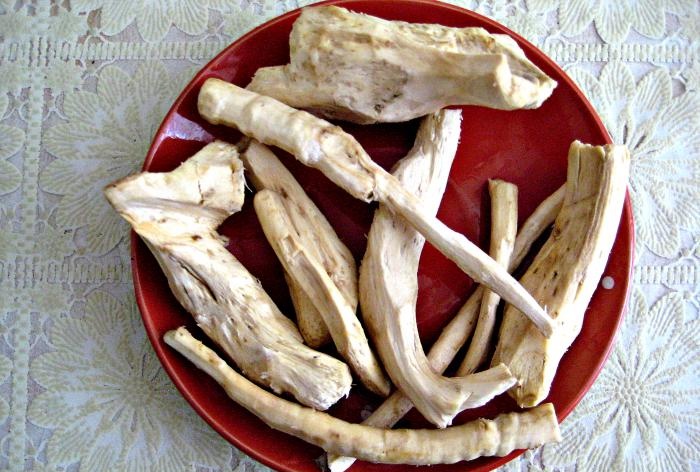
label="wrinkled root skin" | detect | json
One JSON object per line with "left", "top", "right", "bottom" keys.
{"left": 104, "top": 142, "right": 352, "bottom": 411}
{"left": 492, "top": 141, "right": 630, "bottom": 407}
{"left": 248, "top": 6, "right": 557, "bottom": 124}
{"left": 165, "top": 327, "right": 562, "bottom": 466}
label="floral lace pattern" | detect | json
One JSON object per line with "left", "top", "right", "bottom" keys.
{"left": 0, "top": 94, "right": 23, "bottom": 198}
{"left": 71, "top": 0, "right": 222, "bottom": 41}
{"left": 567, "top": 62, "right": 700, "bottom": 259}
{"left": 28, "top": 291, "right": 232, "bottom": 471}
{"left": 542, "top": 288, "right": 700, "bottom": 471}
{"left": 40, "top": 62, "right": 189, "bottom": 255}
{"left": 0, "top": 0, "right": 697, "bottom": 471}
{"left": 526, "top": 0, "right": 679, "bottom": 43}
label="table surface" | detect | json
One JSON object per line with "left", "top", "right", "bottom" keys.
{"left": 0, "top": 1, "right": 698, "bottom": 471}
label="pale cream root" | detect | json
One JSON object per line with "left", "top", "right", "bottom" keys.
{"left": 165, "top": 327, "right": 562, "bottom": 465}
{"left": 198, "top": 78, "right": 554, "bottom": 336}
{"left": 492, "top": 141, "right": 630, "bottom": 408}
{"left": 510, "top": 185, "right": 565, "bottom": 270}
{"left": 104, "top": 142, "right": 352, "bottom": 411}
{"left": 286, "top": 273, "right": 330, "bottom": 347}
{"left": 458, "top": 180, "right": 518, "bottom": 375}
{"left": 247, "top": 6, "right": 557, "bottom": 124}
{"left": 327, "top": 185, "right": 562, "bottom": 471}
{"left": 360, "top": 110, "right": 514, "bottom": 427}
{"left": 254, "top": 189, "right": 390, "bottom": 396}
{"left": 241, "top": 140, "right": 358, "bottom": 348}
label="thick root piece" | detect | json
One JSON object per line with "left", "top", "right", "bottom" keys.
{"left": 360, "top": 110, "right": 514, "bottom": 427}
{"left": 458, "top": 180, "right": 518, "bottom": 375}
{"left": 198, "top": 78, "right": 554, "bottom": 338}
{"left": 247, "top": 6, "right": 556, "bottom": 124}
{"left": 165, "top": 327, "right": 562, "bottom": 466}
{"left": 254, "top": 189, "right": 390, "bottom": 396}
{"left": 241, "top": 140, "right": 358, "bottom": 348}
{"left": 492, "top": 141, "right": 630, "bottom": 408}
{"left": 104, "top": 142, "right": 352, "bottom": 411}
{"left": 327, "top": 185, "right": 563, "bottom": 472}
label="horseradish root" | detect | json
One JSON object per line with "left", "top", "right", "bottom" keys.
{"left": 458, "top": 180, "right": 518, "bottom": 375}
{"left": 241, "top": 140, "right": 357, "bottom": 348}
{"left": 165, "top": 327, "right": 562, "bottom": 465}
{"left": 492, "top": 141, "right": 630, "bottom": 408}
{"left": 360, "top": 110, "right": 514, "bottom": 427}
{"left": 247, "top": 6, "right": 557, "bottom": 124}
{"left": 510, "top": 185, "right": 565, "bottom": 269}
{"left": 104, "top": 142, "right": 352, "bottom": 410}
{"left": 327, "top": 185, "right": 563, "bottom": 472}
{"left": 254, "top": 189, "right": 390, "bottom": 396}
{"left": 198, "top": 78, "right": 554, "bottom": 336}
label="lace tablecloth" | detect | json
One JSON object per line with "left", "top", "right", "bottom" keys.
{"left": 0, "top": 1, "right": 697, "bottom": 471}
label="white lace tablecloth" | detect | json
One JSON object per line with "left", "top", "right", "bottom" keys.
{"left": 0, "top": 0, "right": 697, "bottom": 471}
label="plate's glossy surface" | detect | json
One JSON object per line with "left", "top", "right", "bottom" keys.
{"left": 132, "top": 1, "right": 634, "bottom": 471}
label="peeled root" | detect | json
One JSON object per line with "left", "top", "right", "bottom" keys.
{"left": 241, "top": 140, "right": 357, "bottom": 348}
{"left": 492, "top": 141, "right": 630, "bottom": 407}
{"left": 104, "top": 142, "right": 352, "bottom": 411}
{"left": 360, "top": 110, "right": 514, "bottom": 427}
{"left": 458, "top": 180, "right": 518, "bottom": 375}
{"left": 165, "top": 327, "right": 562, "bottom": 466}
{"left": 254, "top": 189, "right": 390, "bottom": 396}
{"left": 248, "top": 6, "right": 556, "bottom": 123}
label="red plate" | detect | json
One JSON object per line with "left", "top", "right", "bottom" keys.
{"left": 133, "top": 1, "right": 634, "bottom": 471}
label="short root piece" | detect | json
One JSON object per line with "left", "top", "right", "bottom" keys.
{"left": 458, "top": 179, "right": 518, "bottom": 375}
{"left": 241, "top": 140, "right": 357, "bottom": 348}
{"left": 254, "top": 189, "right": 390, "bottom": 396}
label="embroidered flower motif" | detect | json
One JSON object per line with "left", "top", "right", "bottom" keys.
{"left": 41, "top": 62, "right": 185, "bottom": 255}
{"left": 0, "top": 93, "right": 23, "bottom": 197}
{"left": 0, "top": 353, "right": 10, "bottom": 424}
{"left": 683, "top": 63, "right": 700, "bottom": 92}
{"left": 542, "top": 288, "right": 700, "bottom": 471}
{"left": 220, "top": 2, "right": 277, "bottom": 40}
{"left": 526, "top": 0, "right": 692, "bottom": 43}
{"left": 678, "top": 11, "right": 700, "bottom": 41}
{"left": 496, "top": 449, "right": 547, "bottom": 471}
{"left": 71, "top": 0, "right": 227, "bottom": 42}
{"left": 568, "top": 62, "right": 700, "bottom": 258}
{"left": 0, "top": 7, "right": 87, "bottom": 41}
{"left": 28, "top": 291, "right": 231, "bottom": 471}
{"left": 501, "top": 9, "right": 549, "bottom": 42}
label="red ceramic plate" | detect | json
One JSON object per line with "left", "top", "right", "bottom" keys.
{"left": 133, "top": 1, "right": 634, "bottom": 471}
